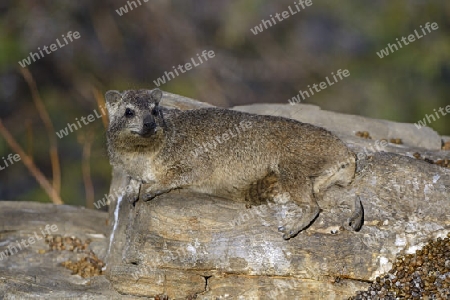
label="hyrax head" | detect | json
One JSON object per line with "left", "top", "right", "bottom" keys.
{"left": 105, "top": 88, "right": 164, "bottom": 144}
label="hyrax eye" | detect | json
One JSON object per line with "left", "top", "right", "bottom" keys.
{"left": 125, "top": 108, "right": 135, "bottom": 118}
{"left": 151, "top": 109, "right": 158, "bottom": 116}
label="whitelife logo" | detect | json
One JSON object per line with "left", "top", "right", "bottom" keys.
{"left": 56, "top": 106, "right": 107, "bottom": 139}
{"left": 288, "top": 69, "right": 350, "bottom": 105}
{"left": 250, "top": 0, "right": 313, "bottom": 35}
{"left": 190, "top": 121, "right": 253, "bottom": 158}
{"left": 0, "top": 153, "right": 21, "bottom": 171}
{"left": 414, "top": 105, "right": 450, "bottom": 129}
{"left": 115, "top": 0, "right": 149, "bottom": 16}
{"left": 153, "top": 50, "right": 215, "bottom": 87}
{"left": 0, "top": 224, "right": 58, "bottom": 261}
{"left": 18, "top": 31, "right": 81, "bottom": 67}
{"left": 376, "top": 22, "right": 439, "bottom": 58}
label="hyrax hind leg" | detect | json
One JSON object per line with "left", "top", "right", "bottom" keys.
{"left": 274, "top": 163, "right": 320, "bottom": 240}
{"left": 313, "top": 154, "right": 356, "bottom": 198}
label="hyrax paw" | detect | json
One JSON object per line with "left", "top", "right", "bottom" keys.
{"left": 142, "top": 192, "right": 157, "bottom": 202}
{"left": 142, "top": 188, "right": 169, "bottom": 201}
{"left": 125, "top": 178, "right": 141, "bottom": 204}
{"left": 128, "top": 193, "right": 139, "bottom": 204}
{"left": 343, "top": 196, "right": 364, "bottom": 231}
{"left": 278, "top": 225, "right": 299, "bottom": 240}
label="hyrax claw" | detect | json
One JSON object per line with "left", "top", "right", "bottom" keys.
{"left": 344, "top": 196, "right": 364, "bottom": 231}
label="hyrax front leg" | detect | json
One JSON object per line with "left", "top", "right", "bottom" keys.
{"left": 275, "top": 167, "right": 320, "bottom": 240}
{"left": 141, "top": 164, "right": 212, "bottom": 202}
{"left": 126, "top": 177, "right": 141, "bottom": 204}
{"left": 140, "top": 164, "right": 186, "bottom": 202}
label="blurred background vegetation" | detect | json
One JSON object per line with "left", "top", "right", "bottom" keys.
{"left": 0, "top": 1, "right": 449, "bottom": 206}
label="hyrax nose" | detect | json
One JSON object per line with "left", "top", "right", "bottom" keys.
{"left": 143, "top": 115, "right": 155, "bottom": 129}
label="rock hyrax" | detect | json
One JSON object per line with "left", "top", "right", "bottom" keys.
{"left": 105, "top": 88, "right": 362, "bottom": 239}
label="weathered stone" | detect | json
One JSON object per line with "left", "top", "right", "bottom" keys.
{"left": 1, "top": 92, "right": 449, "bottom": 299}
{"left": 0, "top": 201, "right": 144, "bottom": 299}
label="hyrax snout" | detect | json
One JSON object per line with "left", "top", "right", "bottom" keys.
{"left": 105, "top": 88, "right": 363, "bottom": 239}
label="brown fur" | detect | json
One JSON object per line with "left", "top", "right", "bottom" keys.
{"left": 105, "top": 88, "right": 362, "bottom": 239}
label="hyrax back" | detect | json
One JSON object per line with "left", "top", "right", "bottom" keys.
{"left": 106, "top": 88, "right": 361, "bottom": 239}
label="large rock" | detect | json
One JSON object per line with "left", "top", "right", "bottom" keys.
{"left": 1, "top": 92, "right": 448, "bottom": 299}
{"left": 105, "top": 92, "right": 450, "bottom": 299}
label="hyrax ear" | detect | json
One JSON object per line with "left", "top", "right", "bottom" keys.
{"left": 105, "top": 90, "right": 122, "bottom": 116}
{"left": 149, "top": 88, "right": 163, "bottom": 105}
{"left": 105, "top": 90, "right": 122, "bottom": 105}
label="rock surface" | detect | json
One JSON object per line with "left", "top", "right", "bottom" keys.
{"left": 0, "top": 201, "right": 143, "bottom": 299}
{"left": 1, "top": 91, "right": 449, "bottom": 299}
